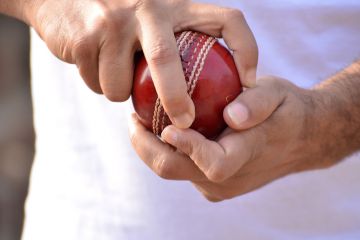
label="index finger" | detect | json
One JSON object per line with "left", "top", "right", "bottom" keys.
{"left": 161, "top": 125, "right": 257, "bottom": 183}
{"left": 129, "top": 113, "right": 206, "bottom": 181}
{"left": 184, "top": 3, "right": 258, "bottom": 87}
{"left": 137, "top": 9, "right": 195, "bottom": 129}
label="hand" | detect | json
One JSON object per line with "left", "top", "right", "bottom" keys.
{"left": 21, "top": 0, "right": 257, "bottom": 128}
{"left": 129, "top": 76, "right": 338, "bottom": 201}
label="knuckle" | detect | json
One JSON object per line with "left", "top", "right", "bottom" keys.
{"left": 260, "top": 75, "right": 287, "bottom": 88}
{"left": 187, "top": 140, "right": 208, "bottom": 165}
{"left": 192, "top": 142, "right": 207, "bottom": 161}
{"left": 223, "top": 8, "right": 245, "bottom": 22}
{"left": 148, "top": 42, "right": 178, "bottom": 66}
{"left": 256, "top": 75, "right": 272, "bottom": 85}
{"left": 257, "top": 75, "right": 290, "bottom": 97}
{"left": 182, "top": 139, "right": 195, "bottom": 157}
{"left": 92, "top": 12, "right": 109, "bottom": 30}
{"left": 70, "top": 24, "right": 102, "bottom": 60}
{"left": 72, "top": 38, "right": 93, "bottom": 60}
{"left": 82, "top": 7, "right": 113, "bottom": 35}
{"left": 162, "top": 95, "right": 186, "bottom": 113}
{"left": 105, "top": 90, "right": 130, "bottom": 102}
{"left": 206, "top": 161, "right": 228, "bottom": 183}
{"left": 91, "top": 7, "right": 128, "bottom": 34}
{"left": 155, "top": 157, "right": 174, "bottom": 179}
{"left": 207, "top": 170, "right": 226, "bottom": 183}
{"left": 102, "top": 12, "right": 126, "bottom": 32}
{"left": 271, "top": 77, "right": 294, "bottom": 96}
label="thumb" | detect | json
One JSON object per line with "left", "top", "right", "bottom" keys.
{"left": 223, "top": 76, "right": 287, "bottom": 130}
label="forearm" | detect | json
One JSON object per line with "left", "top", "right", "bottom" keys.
{"left": 0, "top": 0, "right": 32, "bottom": 23}
{"left": 311, "top": 61, "right": 360, "bottom": 167}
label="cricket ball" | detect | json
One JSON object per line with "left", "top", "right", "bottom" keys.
{"left": 132, "top": 31, "right": 242, "bottom": 139}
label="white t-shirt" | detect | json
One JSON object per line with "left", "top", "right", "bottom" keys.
{"left": 23, "top": 1, "right": 360, "bottom": 239}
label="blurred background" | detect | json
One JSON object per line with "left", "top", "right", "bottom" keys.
{"left": 0, "top": 14, "right": 34, "bottom": 240}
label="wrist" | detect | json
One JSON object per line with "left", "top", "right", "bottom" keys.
{"left": 306, "top": 64, "right": 360, "bottom": 169}
{"left": 21, "top": 0, "right": 42, "bottom": 26}
{"left": 0, "top": 0, "right": 33, "bottom": 24}
{"left": 0, "top": 0, "right": 43, "bottom": 26}
{"left": 308, "top": 88, "right": 345, "bottom": 168}
{"left": 289, "top": 88, "right": 335, "bottom": 171}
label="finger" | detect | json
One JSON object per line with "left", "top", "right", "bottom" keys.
{"left": 98, "top": 35, "right": 135, "bottom": 102}
{"left": 191, "top": 182, "right": 223, "bottom": 202}
{"left": 129, "top": 113, "right": 205, "bottom": 181}
{"left": 183, "top": 3, "right": 258, "bottom": 87}
{"left": 193, "top": 176, "right": 256, "bottom": 201}
{"left": 224, "top": 76, "right": 288, "bottom": 130}
{"left": 137, "top": 9, "right": 195, "bottom": 129}
{"left": 73, "top": 39, "right": 102, "bottom": 94}
{"left": 161, "top": 125, "right": 252, "bottom": 183}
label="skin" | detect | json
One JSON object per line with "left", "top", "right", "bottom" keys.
{"left": 0, "top": 0, "right": 258, "bottom": 129}
{"left": 2, "top": 0, "right": 359, "bottom": 202}
{"left": 129, "top": 61, "right": 360, "bottom": 202}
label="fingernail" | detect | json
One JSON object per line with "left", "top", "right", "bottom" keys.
{"left": 171, "top": 112, "right": 194, "bottom": 129}
{"left": 226, "top": 103, "right": 249, "bottom": 126}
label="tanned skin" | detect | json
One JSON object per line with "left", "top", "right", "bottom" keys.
{"left": 131, "top": 61, "right": 360, "bottom": 201}
{"left": 0, "top": 0, "right": 257, "bottom": 130}
{"left": 311, "top": 61, "right": 360, "bottom": 168}
{"left": 1, "top": 0, "right": 359, "bottom": 201}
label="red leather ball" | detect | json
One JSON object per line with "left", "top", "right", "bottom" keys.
{"left": 132, "top": 31, "right": 242, "bottom": 139}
